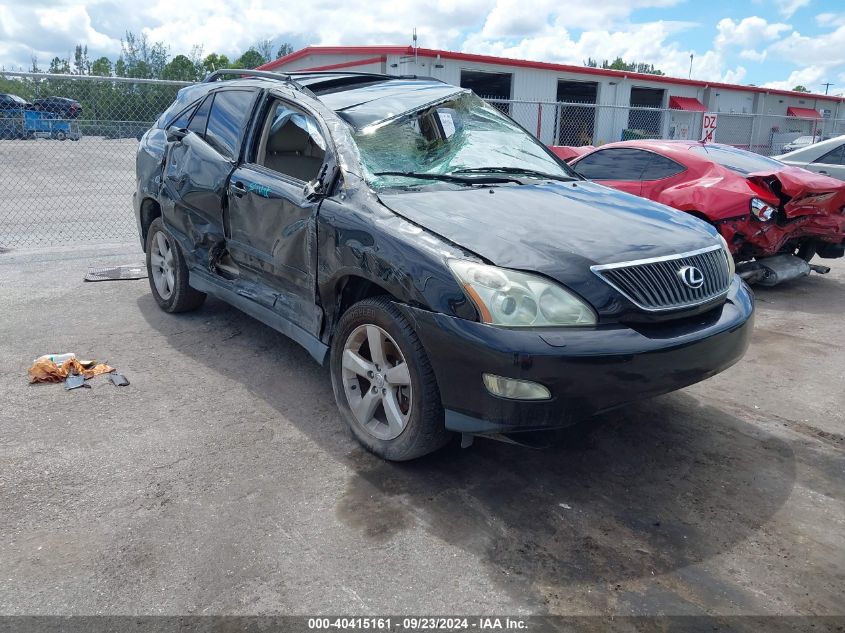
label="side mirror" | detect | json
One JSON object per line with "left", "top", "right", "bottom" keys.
{"left": 303, "top": 164, "right": 333, "bottom": 201}
{"left": 303, "top": 178, "right": 325, "bottom": 201}
{"left": 166, "top": 127, "right": 188, "bottom": 143}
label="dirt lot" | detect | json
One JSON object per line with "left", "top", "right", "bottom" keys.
{"left": 0, "top": 243, "right": 843, "bottom": 617}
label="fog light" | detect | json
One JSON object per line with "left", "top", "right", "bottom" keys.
{"left": 483, "top": 373, "right": 551, "bottom": 400}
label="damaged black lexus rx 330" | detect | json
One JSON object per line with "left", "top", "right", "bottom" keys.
{"left": 135, "top": 70, "right": 754, "bottom": 460}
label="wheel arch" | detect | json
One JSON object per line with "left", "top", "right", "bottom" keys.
{"left": 324, "top": 273, "right": 402, "bottom": 343}
{"left": 140, "top": 197, "right": 162, "bottom": 245}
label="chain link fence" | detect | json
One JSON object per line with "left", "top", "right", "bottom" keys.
{"left": 0, "top": 71, "right": 189, "bottom": 248}
{"left": 489, "top": 98, "right": 844, "bottom": 157}
{"left": 1, "top": 72, "right": 844, "bottom": 248}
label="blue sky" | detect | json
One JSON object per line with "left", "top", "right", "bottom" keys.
{"left": 1, "top": 0, "right": 843, "bottom": 95}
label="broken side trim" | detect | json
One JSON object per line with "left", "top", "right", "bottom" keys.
{"left": 188, "top": 269, "right": 329, "bottom": 364}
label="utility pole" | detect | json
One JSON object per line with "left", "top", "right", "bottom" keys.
{"left": 688, "top": 53, "right": 694, "bottom": 79}
{"left": 822, "top": 82, "right": 834, "bottom": 95}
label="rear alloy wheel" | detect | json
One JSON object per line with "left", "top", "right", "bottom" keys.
{"left": 145, "top": 217, "right": 206, "bottom": 313}
{"left": 330, "top": 296, "right": 450, "bottom": 461}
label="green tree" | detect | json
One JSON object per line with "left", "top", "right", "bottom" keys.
{"left": 91, "top": 57, "right": 112, "bottom": 77}
{"left": 589, "top": 57, "right": 664, "bottom": 76}
{"left": 793, "top": 85, "right": 810, "bottom": 93}
{"left": 48, "top": 56, "right": 70, "bottom": 74}
{"left": 234, "top": 48, "right": 266, "bottom": 69}
{"left": 255, "top": 39, "right": 274, "bottom": 64}
{"left": 73, "top": 44, "right": 90, "bottom": 75}
{"left": 202, "top": 52, "right": 230, "bottom": 74}
{"left": 275, "top": 42, "right": 293, "bottom": 59}
{"left": 162, "top": 54, "right": 200, "bottom": 81}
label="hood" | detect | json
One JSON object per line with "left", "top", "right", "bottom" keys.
{"left": 378, "top": 180, "right": 719, "bottom": 282}
{"left": 747, "top": 166, "right": 845, "bottom": 219}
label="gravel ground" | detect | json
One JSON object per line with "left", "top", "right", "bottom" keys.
{"left": 0, "top": 243, "right": 842, "bottom": 617}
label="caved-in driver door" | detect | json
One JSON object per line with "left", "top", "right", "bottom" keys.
{"left": 225, "top": 98, "right": 334, "bottom": 336}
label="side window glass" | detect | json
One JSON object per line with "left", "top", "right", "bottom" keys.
{"left": 574, "top": 149, "right": 650, "bottom": 181}
{"left": 257, "top": 101, "right": 327, "bottom": 182}
{"left": 188, "top": 95, "right": 212, "bottom": 137}
{"left": 205, "top": 90, "right": 256, "bottom": 160}
{"left": 642, "top": 153, "right": 685, "bottom": 181}
{"left": 814, "top": 145, "right": 845, "bottom": 165}
{"left": 168, "top": 102, "right": 199, "bottom": 130}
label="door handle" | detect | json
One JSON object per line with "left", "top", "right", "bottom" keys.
{"left": 230, "top": 182, "right": 248, "bottom": 197}
{"left": 818, "top": 170, "right": 828, "bottom": 175}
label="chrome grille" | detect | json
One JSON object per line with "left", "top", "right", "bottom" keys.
{"left": 591, "top": 245, "right": 732, "bottom": 312}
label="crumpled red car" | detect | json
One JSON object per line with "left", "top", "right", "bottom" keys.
{"left": 557, "top": 140, "right": 845, "bottom": 264}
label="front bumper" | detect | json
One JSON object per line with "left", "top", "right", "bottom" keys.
{"left": 397, "top": 277, "right": 754, "bottom": 434}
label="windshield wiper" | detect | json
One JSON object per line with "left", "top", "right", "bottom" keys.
{"left": 453, "top": 167, "right": 574, "bottom": 182}
{"left": 373, "top": 171, "right": 522, "bottom": 185}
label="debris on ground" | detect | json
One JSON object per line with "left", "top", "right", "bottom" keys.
{"left": 28, "top": 354, "right": 115, "bottom": 385}
{"left": 109, "top": 373, "right": 130, "bottom": 387}
{"left": 64, "top": 374, "right": 89, "bottom": 391}
{"left": 84, "top": 264, "right": 147, "bottom": 282}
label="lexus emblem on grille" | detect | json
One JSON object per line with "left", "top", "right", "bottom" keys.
{"left": 678, "top": 265, "right": 705, "bottom": 289}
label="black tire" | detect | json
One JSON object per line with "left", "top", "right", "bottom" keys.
{"left": 145, "top": 217, "right": 206, "bottom": 313}
{"left": 330, "top": 296, "right": 451, "bottom": 461}
{"left": 795, "top": 241, "right": 816, "bottom": 262}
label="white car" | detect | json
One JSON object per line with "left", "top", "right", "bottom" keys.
{"left": 776, "top": 134, "right": 845, "bottom": 181}
{"left": 781, "top": 135, "right": 819, "bottom": 153}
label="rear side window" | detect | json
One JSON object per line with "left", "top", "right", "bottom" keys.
{"left": 689, "top": 144, "right": 783, "bottom": 174}
{"left": 188, "top": 95, "right": 212, "bottom": 136}
{"left": 814, "top": 145, "right": 845, "bottom": 165}
{"left": 168, "top": 102, "right": 199, "bottom": 130}
{"left": 641, "top": 153, "right": 686, "bottom": 180}
{"left": 204, "top": 90, "right": 256, "bottom": 160}
{"left": 574, "top": 148, "right": 654, "bottom": 181}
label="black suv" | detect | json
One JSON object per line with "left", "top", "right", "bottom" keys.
{"left": 31, "top": 97, "right": 82, "bottom": 119}
{"left": 135, "top": 70, "right": 753, "bottom": 460}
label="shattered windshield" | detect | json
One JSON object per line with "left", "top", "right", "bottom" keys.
{"left": 350, "top": 92, "right": 575, "bottom": 189}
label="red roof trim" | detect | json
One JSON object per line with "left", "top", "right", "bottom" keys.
{"left": 669, "top": 96, "right": 707, "bottom": 112}
{"left": 299, "top": 56, "right": 386, "bottom": 72}
{"left": 787, "top": 106, "right": 821, "bottom": 119}
{"left": 260, "top": 45, "right": 845, "bottom": 103}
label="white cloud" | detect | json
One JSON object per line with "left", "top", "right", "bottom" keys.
{"left": 0, "top": 0, "right": 839, "bottom": 95}
{"left": 774, "top": 0, "right": 810, "bottom": 18}
{"left": 34, "top": 5, "right": 119, "bottom": 51}
{"left": 762, "top": 65, "right": 826, "bottom": 90}
{"left": 714, "top": 17, "right": 790, "bottom": 49}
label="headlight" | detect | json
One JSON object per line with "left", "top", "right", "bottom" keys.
{"left": 717, "top": 234, "right": 736, "bottom": 277}
{"left": 447, "top": 259, "right": 596, "bottom": 327}
{"left": 750, "top": 197, "right": 776, "bottom": 221}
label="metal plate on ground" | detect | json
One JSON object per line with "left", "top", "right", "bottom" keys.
{"left": 85, "top": 264, "right": 147, "bottom": 282}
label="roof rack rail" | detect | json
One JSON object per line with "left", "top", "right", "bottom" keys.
{"left": 204, "top": 68, "right": 319, "bottom": 98}
{"left": 204, "top": 68, "right": 295, "bottom": 83}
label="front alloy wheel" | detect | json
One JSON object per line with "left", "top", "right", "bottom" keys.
{"left": 330, "top": 296, "right": 451, "bottom": 461}
{"left": 341, "top": 324, "right": 412, "bottom": 440}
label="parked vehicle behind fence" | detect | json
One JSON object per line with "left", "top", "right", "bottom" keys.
{"left": 559, "top": 140, "right": 845, "bottom": 286}
{"left": 31, "top": 97, "right": 82, "bottom": 119}
{"left": 135, "top": 70, "right": 753, "bottom": 460}
{"left": 776, "top": 134, "right": 845, "bottom": 182}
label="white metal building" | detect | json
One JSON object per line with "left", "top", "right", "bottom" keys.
{"left": 259, "top": 45, "right": 845, "bottom": 153}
